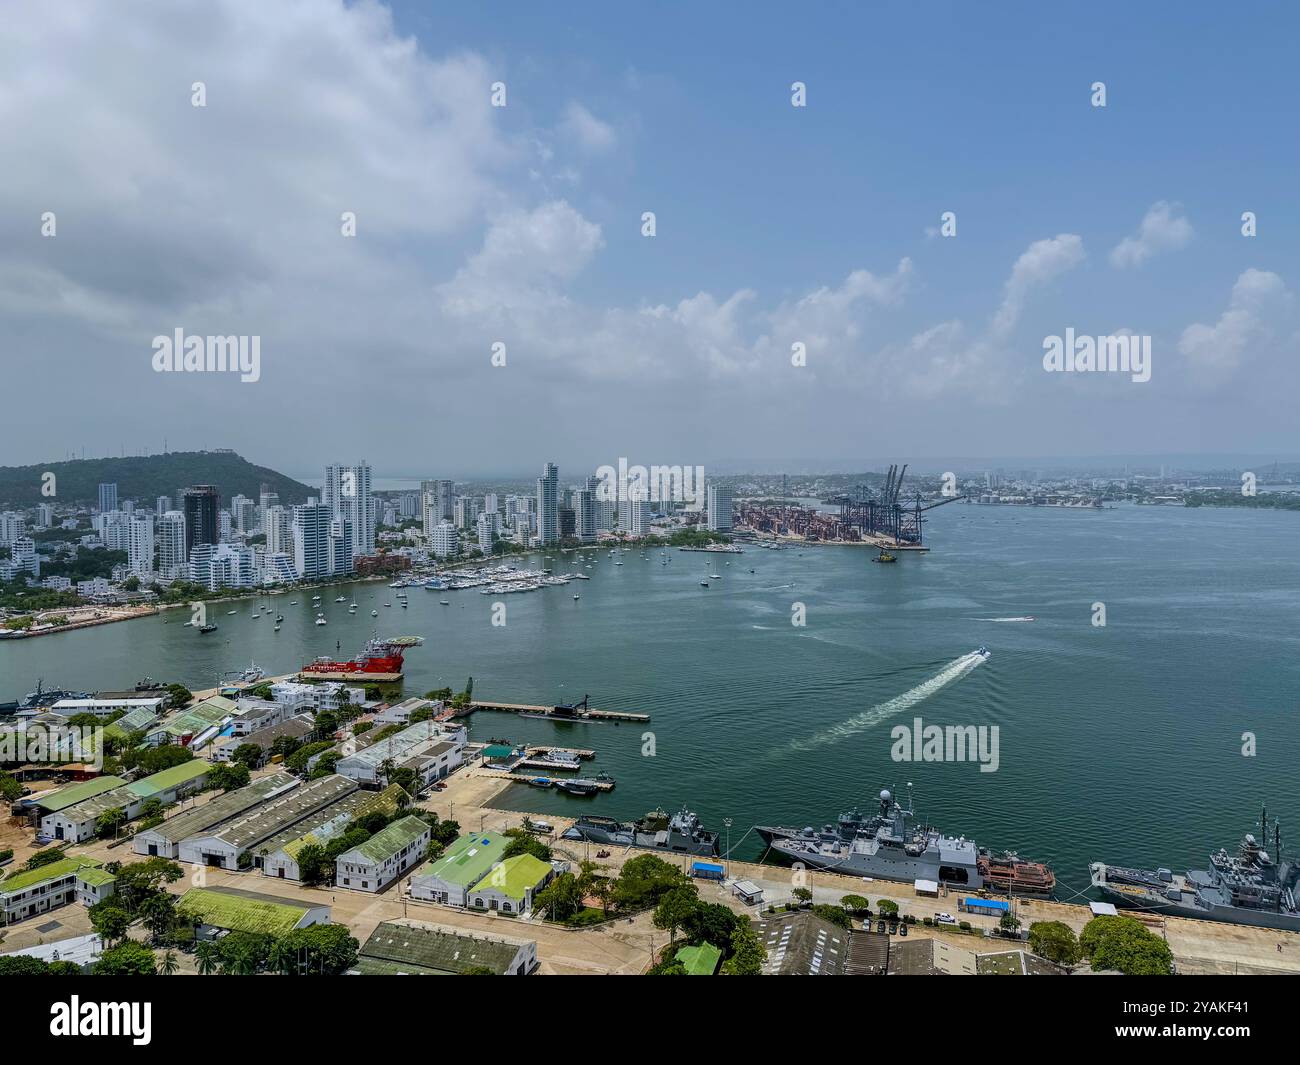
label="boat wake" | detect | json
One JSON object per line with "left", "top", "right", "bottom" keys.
{"left": 972, "top": 616, "right": 1036, "bottom": 622}
{"left": 786, "top": 650, "right": 989, "bottom": 752}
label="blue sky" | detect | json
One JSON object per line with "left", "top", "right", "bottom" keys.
{"left": 2, "top": 1, "right": 1297, "bottom": 475}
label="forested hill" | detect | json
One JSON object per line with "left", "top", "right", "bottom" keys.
{"left": 0, "top": 451, "right": 315, "bottom": 507}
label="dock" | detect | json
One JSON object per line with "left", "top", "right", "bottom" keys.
{"left": 296, "top": 671, "right": 402, "bottom": 682}
{"left": 467, "top": 700, "right": 650, "bottom": 723}
{"left": 497, "top": 773, "right": 616, "bottom": 792}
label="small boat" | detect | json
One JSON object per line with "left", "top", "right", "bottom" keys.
{"left": 198, "top": 623, "right": 218, "bottom": 634}
{"left": 439, "top": 600, "right": 450, "bottom": 606}
{"left": 290, "top": 601, "right": 298, "bottom": 605}
{"left": 401, "top": 602, "right": 408, "bottom": 608}
{"left": 371, "top": 609, "right": 379, "bottom": 617}
{"left": 226, "top": 610, "right": 237, "bottom": 615}
{"left": 709, "top": 573, "right": 721, "bottom": 579}
{"left": 573, "top": 595, "right": 580, "bottom": 600}
{"left": 700, "top": 580, "right": 709, "bottom": 587}
{"left": 316, "top": 617, "right": 327, "bottom": 626}
{"left": 527, "top": 777, "right": 553, "bottom": 789}
{"left": 874, "top": 550, "right": 897, "bottom": 563}
{"left": 749, "top": 568, "right": 755, "bottom": 573}
{"left": 275, "top": 615, "right": 284, "bottom": 622}
{"left": 274, "top": 624, "right": 281, "bottom": 631}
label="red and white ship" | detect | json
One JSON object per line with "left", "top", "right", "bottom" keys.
{"left": 300, "top": 635, "right": 423, "bottom": 680}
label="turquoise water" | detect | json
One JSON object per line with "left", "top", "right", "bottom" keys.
{"left": 3, "top": 503, "right": 1298, "bottom": 893}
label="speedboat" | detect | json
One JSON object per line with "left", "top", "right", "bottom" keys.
{"left": 700, "top": 580, "right": 709, "bottom": 587}
{"left": 335, "top": 595, "right": 346, "bottom": 602}
{"left": 371, "top": 609, "right": 379, "bottom": 617}
{"left": 976, "top": 645, "right": 990, "bottom": 658}
{"left": 315, "top": 617, "right": 327, "bottom": 626}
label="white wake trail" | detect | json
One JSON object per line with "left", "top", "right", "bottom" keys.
{"left": 789, "top": 651, "right": 989, "bottom": 751}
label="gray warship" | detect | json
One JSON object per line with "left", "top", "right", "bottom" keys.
{"left": 561, "top": 806, "right": 719, "bottom": 857}
{"left": 1089, "top": 806, "right": 1300, "bottom": 932}
{"left": 760, "top": 787, "right": 1055, "bottom": 894}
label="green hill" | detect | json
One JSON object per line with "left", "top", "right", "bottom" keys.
{"left": 0, "top": 451, "right": 315, "bottom": 508}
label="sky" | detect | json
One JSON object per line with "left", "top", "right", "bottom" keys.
{"left": 1, "top": 0, "right": 1298, "bottom": 478}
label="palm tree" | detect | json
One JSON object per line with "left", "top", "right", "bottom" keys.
{"left": 195, "top": 942, "right": 219, "bottom": 976}
{"left": 159, "top": 950, "right": 180, "bottom": 976}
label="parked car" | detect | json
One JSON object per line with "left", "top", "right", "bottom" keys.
{"left": 899, "top": 921, "right": 908, "bottom": 936}
{"left": 935, "top": 912, "right": 957, "bottom": 925}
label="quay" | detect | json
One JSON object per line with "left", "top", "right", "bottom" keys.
{"left": 295, "top": 670, "right": 402, "bottom": 682}
{"left": 497, "top": 773, "right": 615, "bottom": 792}
{"left": 465, "top": 699, "right": 650, "bottom": 723}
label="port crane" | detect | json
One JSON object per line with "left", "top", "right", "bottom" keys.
{"left": 836, "top": 463, "right": 962, "bottom": 545}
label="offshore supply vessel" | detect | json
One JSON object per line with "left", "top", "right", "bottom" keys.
{"left": 759, "top": 787, "right": 1054, "bottom": 894}
{"left": 1089, "top": 806, "right": 1300, "bottom": 931}
{"left": 562, "top": 806, "right": 719, "bottom": 857}
{"left": 300, "top": 635, "right": 423, "bottom": 680}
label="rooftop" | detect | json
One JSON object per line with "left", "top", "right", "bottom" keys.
{"left": 675, "top": 942, "right": 722, "bottom": 975}
{"left": 415, "top": 833, "right": 508, "bottom": 888}
{"left": 757, "top": 910, "right": 849, "bottom": 976}
{"left": 354, "top": 920, "right": 526, "bottom": 975}
{"left": 203, "top": 774, "right": 358, "bottom": 851}
{"left": 1, "top": 857, "right": 103, "bottom": 896}
{"left": 475, "top": 853, "right": 551, "bottom": 900}
{"left": 177, "top": 886, "right": 314, "bottom": 936}
{"left": 136, "top": 771, "right": 299, "bottom": 844}
{"left": 338, "top": 720, "right": 447, "bottom": 770}
{"left": 124, "top": 759, "right": 210, "bottom": 798}
{"left": 345, "top": 814, "right": 429, "bottom": 865}
{"left": 30, "top": 776, "right": 127, "bottom": 813}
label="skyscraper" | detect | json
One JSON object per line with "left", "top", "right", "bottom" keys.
{"left": 706, "top": 484, "right": 733, "bottom": 532}
{"left": 576, "top": 485, "right": 597, "bottom": 543}
{"left": 264, "top": 505, "right": 291, "bottom": 557}
{"left": 292, "top": 502, "right": 332, "bottom": 580}
{"left": 536, "top": 463, "right": 558, "bottom": 545}
{"left": 183, "top": 485, "right": 220, "bottom": 554}
{"left": 98, "top": 483, "right": 118, "bottom": 513}
{"left": 323, "top": 462, "right": 375, "bottom": 558}
{"left": 158, "top": 511, "right": 187, "bottom": 576}
{"left": 126, "top": 514, "right": 155, "bottom": 578}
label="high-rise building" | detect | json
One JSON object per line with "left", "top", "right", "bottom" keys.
{"left": 0, "top": 512, "right": 25, "bottom": 544}
{"left": 628, "top": 496, "right": 652, "bottom": 537}
{"left": 183, "top": 486, "right": 220, "bottom": 554}
{"left": 158, "top": 511, "right": 187, "bottom": 576}
{"left": 575, "top": 487, "right": 597, "bottom": 543}
{"left": 559, "top": 507, "right": 575, "bottom": 538}
{"left": 126, "top": 515, "right": 155, "bottom": 578}
{"left": 706, "top": 484, "right": 733, "bottom": 533}
{"left": 231, "top": 494, "right": 257, "bottom": 535}
{"left": 476, "top": 511, "right": 495, "bottom": 555}
{"left": 5, "top": 537, "right": 40, "bottom": 579}
{"left": 98, "top": 483, "right": 118, "bottom": 514}
{"left": 259, "top": 485, "right": 279, "bottom": 511}
{"left": 155, "top": 495, "right": 172, "bottom": 517}
{"left": 324, "top": 462, "right": 375, "bottom": 558}
{"left": 329, "top": 518, "right": 355, "bottom": 576}
{"left": 430, "top": 521, "right": 459, "bottom": 558}
{"left": 483, "top": 493, "right": 499, "bottom": 515}
{"left": 189, "top": 542, "right": 255, "bottom": 590}
{"left": 292, "top": 502, "right": 332, "bottom": 580}
{"left": 264, "top": 505, "right": 291, "bottom": 557}
{"left": 101, "top": 511, "right": 130, "bottom": 552}
{"left": 420, "top": 479, "right": 455, "bottom": 537}
{"left": 36, "top": 503, "right": 54, "bottom": 529}
{"left": 454, "top": 496, "right": 481, "bottom": 529}
{"left": 536, "top": 463, "right": 559, "bottom": 545}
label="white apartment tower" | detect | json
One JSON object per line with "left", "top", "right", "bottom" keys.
{"left": 707, "top": 484, "right": 733, "bottom": 533}
{"left": 536, "top": 463, "right": 559, "bottom": 545}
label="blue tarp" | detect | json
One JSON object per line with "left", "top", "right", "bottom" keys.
{"left": 690, "top": 862, "right": 725, "bottom": 879}
{"left": 960, "top": 897, "right": 1009, "bottom": 913}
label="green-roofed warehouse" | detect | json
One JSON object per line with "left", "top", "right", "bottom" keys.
{"left": 336, "top": 815, "right": 431, "bottom": 894}
{"left": 25, "top": 776, "right": 127, "bottom": 815}
{"left": 409, "top": 833, "right": 510, "bottom": 908}
{"left": 676, "top": 942, "right": 723, "bottom": 975}
{"left": 467, "top": 853, "right": 554, "bottom": 916}
{"left": 178, "top": 886, "right": 329, "bottom": 938}
{"left": 351, "top": 920, "right": 537, "bottom": 976}
{"left": 40, "top": 760, "right": 211, "bottom": 844}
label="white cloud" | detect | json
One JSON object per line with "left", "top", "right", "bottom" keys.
{"left": 559, "top": 102, "right": 617, "bottom": 153}
{"left": 992, "top": 234, "right": 1085, "bottom": 335}
{"left": 1110, "top": 201, "right": 1193, "bottom": 269}
{"left": 1178, "top": 268, "right": 1290, "bottom": 375}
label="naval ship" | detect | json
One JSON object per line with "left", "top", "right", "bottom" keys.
{"left": 1090, "top": 806, "right": 1300, "bottom": 932}
{"left": 760, "top": 787, "right": 1054, "bottom": 894}
{"left": 562, "top": 806, "right": 719, "bottom": 857}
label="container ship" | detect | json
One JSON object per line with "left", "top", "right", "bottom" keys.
{"left": 299, "top": 635, "right": 423, "bottom": 681}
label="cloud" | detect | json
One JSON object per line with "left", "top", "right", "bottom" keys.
{"left": 559, "top": 102, "right": 617, "bottom": 153}
{"left": 992, "top": 234, "right": 1085, "bottom": 335}
{"left": 1110, "top": 201, "right": 1193, "bottom": 269}
{"left": 1178, "top": 268, "right": 1290, "bottom": 375}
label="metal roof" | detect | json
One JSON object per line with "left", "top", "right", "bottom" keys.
{"left": 136, "top": 772, "right": 299, "bottom": 844}
{"left": 415, "top": 833, "right": 508, "bottom": 888}
{"left": 356, "top": 920, "right": 524, "bottom": 975}
{"left": 343, "top": 814, "right": 429, "bottom": 865}
{"left": 30, "top": 776, "right": 127, "bottom": 813}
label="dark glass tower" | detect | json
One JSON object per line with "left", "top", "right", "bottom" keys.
{"left": 183, "top": 485, "right": 220, "bottom": 554}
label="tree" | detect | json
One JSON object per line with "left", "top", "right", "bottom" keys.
{"left": 999, "top": 911, "right": 1022, "bottom": 934}
{"left": 23, "top": 847, "right": 67, "bottom": 871}
{"left": 112, "top": 858, "right": 184, "bottom": 914}
{"left": 0, "top": 955, "right": 56, "bottom": 976}
{"left": 296, "top": 843, "right": 330, "bottom": 886}
{"left": 0, "top": 773, "right": 22, "bottom": 802}
{"left": 791, "top": 887, "right": 813, "bottom": 905}
{"left": 1028, "top": 920, "right": 1082, "bottom": 965}
{"left": 875, "top": 898, "right": 899, "bottom": 916}
{"left": 232, "top": 743, "right": 263, "bottom": 770}
{"left": 207, "top": 762, "right": 250, "bottom": 792}
{"left": 535, "top": 871, "right": 584, "bottom": 922}
{"left": 158, "top": 950, "right": 180, "bottom": 976}
{"left": 502, "top": 831, "right": 552, "bottom": 862}
{"left": 720, "top": 921, "right": 766, "bottom": 975}
{"left": 194, "top": 941, "right": 220, "bottom": 976}
{"left": 614, "top": 853, "right": 688, "bottom": 911}
{"left": 683, "top": 901, "right": 741, "bottom": 947}
{"left": 1080, "top": 915, "right": 1173, "bottom": 975}
{"left": 277, "top": 925, "right": 360, "bottom": 975}
{"left": 139, "top": 893, "right": 180, "bottom": 943}
{"left": 94, "top": 941, "right": 157, "bottom": 976}
{"left": 95, "top": 806, "right": 127, "bottom": 839}
{"left": 88, "top": 903, "right": 132, "bottom": 947}
{"left": 647, "top": 958, "right": 688, "bottom": 975}
{"left": 811, "top": 903, "right": 852, "bottom": 929}
{"left": 653, "top": 886, "right": 700, "bottom": 944}
{"left": 839, "top": 894, "right": 870, "bottom": 916}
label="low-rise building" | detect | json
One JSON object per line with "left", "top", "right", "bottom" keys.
{"left": 334, "top": 719, "right": 464, "bottom": 789}
{"left": 466, "top": 853, "right": 553, "bottom": 915}
{"left": 335, "top": 814, "right": 430, "bottom": 893}
{"left": 146, "top": 696, "right": 236, "bottom": 749}
{"left": 133, "top": 772, "right": 299, "bottom": 858}
{"left": 0, "top": 857, "right": 105, "bottom": 926}
{"left": 208, "top": 716, "right": 313, "bottom": 763}
{"left": 372, "top": 697, "right": 441, "bottom": 726}
{"left": 48, "top": 697, "right": 165, "bottom": 719}
{"left": 349, "top": 919, "right": 537, "bottom": 976}
{"left": 39, "top": 761, "right": 210, "bottom": 843}
{"left": 409, "top": 832, "right": 509, "bottom": 907}
{"left": 178, "top": 886, "right": 330, "bottom": 939}
{"left": 261, "top": 784, "right": 406, "bottom": 882}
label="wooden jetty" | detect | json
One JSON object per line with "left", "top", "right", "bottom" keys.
{"left": 466, "top": 700, "right": 649, "bottom": 723}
